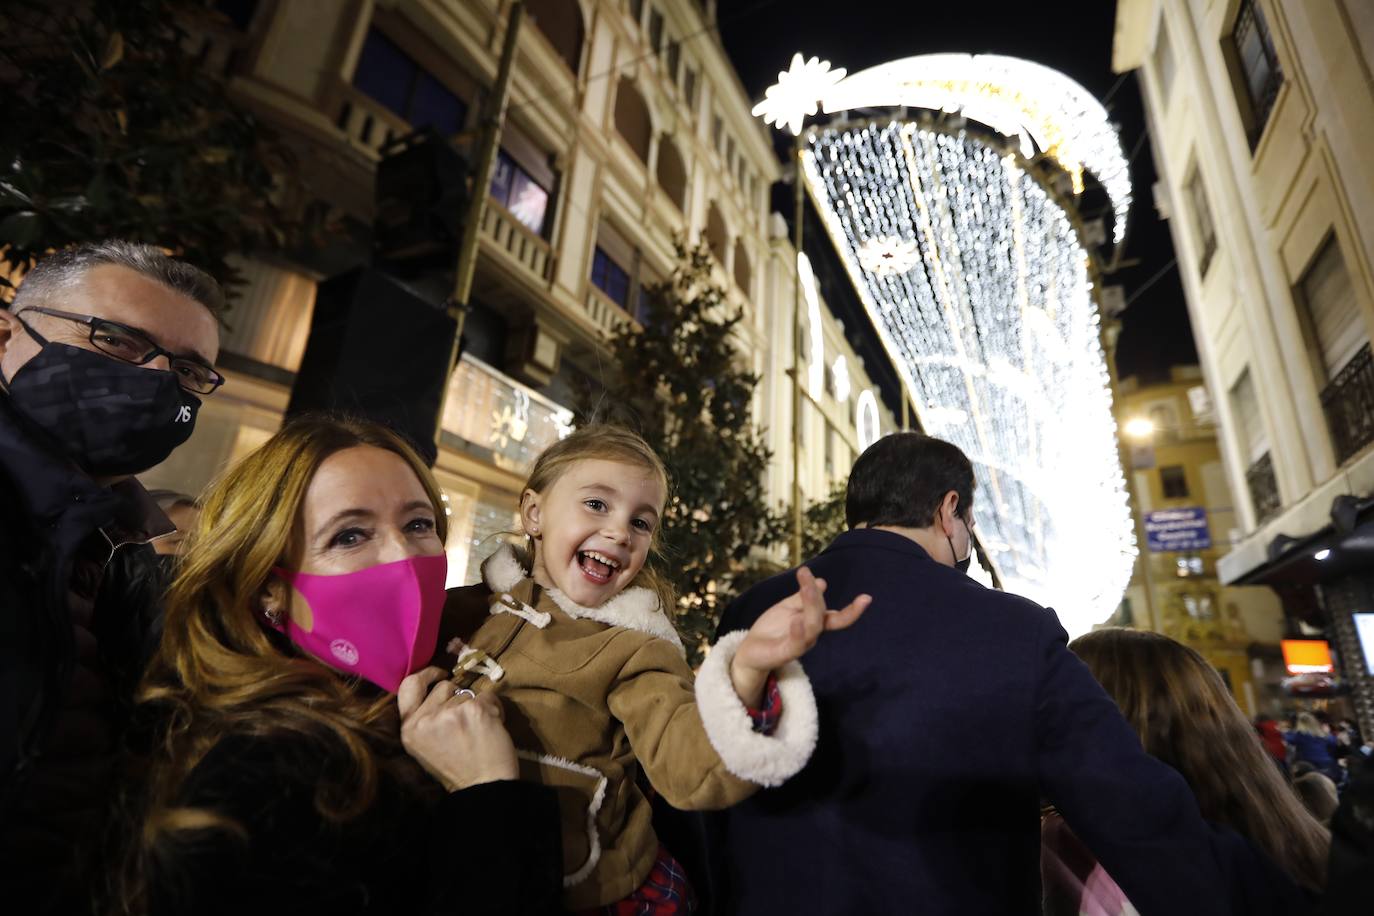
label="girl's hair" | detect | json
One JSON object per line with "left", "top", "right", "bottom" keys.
{"left": 521, "top": 425, "right": 677, "bottom": 614}
{"left": 1070, "top": 628, "right": 1329, "bottom": 892}
{"left": 118, "top": 416, "right": 448, "bottom": 907}
{"left": 1295, "top": 711, "right": 1327, "bottom": 737}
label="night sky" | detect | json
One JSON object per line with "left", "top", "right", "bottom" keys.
{"left": 714, "top": 0, "right": 1198, "bottom": 383}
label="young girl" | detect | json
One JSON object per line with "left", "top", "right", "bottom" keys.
{"left": 441, "top": 425, "right": 869, "bottom": 912}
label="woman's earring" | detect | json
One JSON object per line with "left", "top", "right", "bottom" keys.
{"left": 263, "top": 604, "right": 283, "bottom": 627}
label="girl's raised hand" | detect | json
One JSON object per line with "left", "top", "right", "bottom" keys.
{"left": 729, "top": 567, "right": 871, "bottom": 706}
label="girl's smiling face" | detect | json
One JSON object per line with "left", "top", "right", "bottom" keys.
{"left": 521, "top": 458, "right": 666, "bottom": 607}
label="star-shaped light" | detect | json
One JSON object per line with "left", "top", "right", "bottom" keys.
{"left": 857, "top": 236, "right": 920, "bottom": 276}
{"left": 752, "top": 53, "right": 847, "bottom": 135}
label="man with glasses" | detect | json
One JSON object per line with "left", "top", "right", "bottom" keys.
{"left": 0, "top": 240, "right": 223, "bottom": 912}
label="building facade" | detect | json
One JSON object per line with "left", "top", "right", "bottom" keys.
{"left": 1115, "top": 365, "right": 1285, "bottom": 716}
{"left": 139, "top": 0, "right": 896, "bottom": 585}
{"left": 1114, "top": 0, "right": 1374, "bottom": 732}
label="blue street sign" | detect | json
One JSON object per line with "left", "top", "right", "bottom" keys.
{"left": 1144, "top": 507, "right": 1212, "bottom": 553}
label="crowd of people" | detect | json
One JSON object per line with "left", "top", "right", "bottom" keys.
{"left": 2, "top": 241, "right": 1372, "bottom": 915}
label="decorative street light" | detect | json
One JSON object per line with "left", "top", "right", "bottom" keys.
{"left": 754, "top": 53, "right": 1137, "bottom": 636}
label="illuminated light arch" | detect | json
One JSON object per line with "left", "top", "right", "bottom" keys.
{"left": 757, "top": 54, "right": 1135, "bottom": 636}
{"left": 753, "top": 52, "right": 1131, "bottom": 242}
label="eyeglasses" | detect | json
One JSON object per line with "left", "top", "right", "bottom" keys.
{"left": 18, "top": 306, "right": 224, "bottom": 394}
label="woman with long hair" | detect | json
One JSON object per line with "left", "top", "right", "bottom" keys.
{"left": 113, "top": 416, "right": 562, "bottom": 914}
{"left": 1042, "top": 628, "right": 1329, "bottom": 915}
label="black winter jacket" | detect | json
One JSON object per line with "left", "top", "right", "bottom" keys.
{"left": 0, "top": 396, "right": 173, "bottom": 912}
{"left": 136, "top": 730, "right": 565, "bottom": 915}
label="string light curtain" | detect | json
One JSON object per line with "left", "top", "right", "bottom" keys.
{"left": 756, "top": 55, "right": 1135, "bottom": 634}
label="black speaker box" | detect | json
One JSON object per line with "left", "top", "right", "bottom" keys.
{"left": 374, "top": 129, "right": 470, "bottom": 274}
{"left": 287, "top": 267, "right": 457, "bottom": 465}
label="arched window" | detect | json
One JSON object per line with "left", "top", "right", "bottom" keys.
{"left": 656, "top": 138, "right": 688, "bottom": 210}
{"left": 526, "top": 0, "right": 584, "bottom": 75}
{"left": 733, "top": 238, "right": 751, "bottom": 293}
{"left": 705, "top": 203, "right": 728, "bottom": 265}
{"left": 614, "top": 78, "right": 652, "bottom": 164}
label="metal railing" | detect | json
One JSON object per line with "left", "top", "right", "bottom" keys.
{"left": 1246, "top": 451, "right": 1281, "bottom": 526}
{"left": 1320, "top": 343, "right": 1374, "bottom": 465}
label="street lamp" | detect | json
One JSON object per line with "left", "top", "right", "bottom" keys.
{"left": 1122, "top": 416, "right": 1156, "bottom": 441}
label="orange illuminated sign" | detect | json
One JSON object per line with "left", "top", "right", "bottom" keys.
{"left": 1281, "top": 640, "right": 1334, "bottom": 675}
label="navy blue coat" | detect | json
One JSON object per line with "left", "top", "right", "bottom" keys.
{"left": 709, "top": 529, "right": 1246, "bottom": 916}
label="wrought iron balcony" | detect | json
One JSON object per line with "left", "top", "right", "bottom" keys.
{"left": 1320, "top": 343, "right": 1374, "bottom": 466}
{"left": 1246, "top": 451, "right": 1281, "bottom": 526}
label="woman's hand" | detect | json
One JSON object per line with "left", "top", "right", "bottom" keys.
{"left": 729, "top": 567, "right": 871, "bottom": 706}
{"left": 397, "top": 667, "right": 519, "bottom": 792}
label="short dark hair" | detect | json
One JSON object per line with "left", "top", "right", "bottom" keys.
{"left": 845, "top": 433, "right": 975, "bottom": 529}
{"left": 12, "top": 240, "right": 225, "bottom": 316}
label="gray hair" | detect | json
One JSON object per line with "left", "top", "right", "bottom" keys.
{"left": 11, "top": 240, "right": 225, "bottom": 316}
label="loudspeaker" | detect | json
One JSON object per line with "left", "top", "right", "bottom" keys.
{"left": 288, "top": 268, "right": 457, "bottom": 465}
{"left": 374, "top": 129, "right": 470, "bottom": 274}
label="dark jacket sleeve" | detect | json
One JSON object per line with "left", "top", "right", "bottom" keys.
{"left": 429, "top": 779, "right": 564, "bottom": 915}
{"left": 1031, "top": 610, "right": 1235, "bottom": 916}
{"left": 145, "top": 734, "right": 563, "bottom": 916}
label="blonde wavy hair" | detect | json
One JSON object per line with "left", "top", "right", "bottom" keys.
{"left": 116, "top": 416, "right": 448, "bottom": 909}
{"left": 520, "top": 425, "right": 677, "bottom": 615}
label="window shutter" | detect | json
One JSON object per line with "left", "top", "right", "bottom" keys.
{"left": 1300, "top": 236, "right": 1365, "bottom": 380}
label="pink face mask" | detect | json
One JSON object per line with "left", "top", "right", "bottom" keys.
{"left": 272, "top": 554, "right": 448, "bottom": 693}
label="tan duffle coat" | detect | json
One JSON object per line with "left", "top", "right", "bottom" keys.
{"left": 438, "top": 545, "right": 818, "bottom": 910}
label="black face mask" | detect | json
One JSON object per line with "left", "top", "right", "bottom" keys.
{"left": 2, "top": 318, "right": 200, "bottom": 476}
{"left": 947, "top": 515, "right": 973, "bottom": 574}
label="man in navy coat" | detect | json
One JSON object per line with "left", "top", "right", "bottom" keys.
{"left": 710, "top": 433, "right": 1241, "bottom": 915}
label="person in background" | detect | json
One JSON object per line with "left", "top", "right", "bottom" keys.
{"left": 115, "top": 416, "right": 563, "bottom": 914}
{"left": 147, "top": 489, "right": 199, "bottom": 557}
{"left": 710, "top": 433, "right": 1245, "bottom": 916}
{"left": 1293, "top": 770, "right": 1340, "bottom": 827}
{"left": 1043, "top": 628, "right": 1327, "bottom": 916}
{"left": 0, "top": 241, "right": 223, "bottom": 914}
{"left": 1253, "top": 716, "right": 1289, "bottom": 776}
{"left": 1287, "top": 712, "right": 1342, "bottom": 785}
{"left": 1310, "top": 746, "right": 1374, "bottom": 915}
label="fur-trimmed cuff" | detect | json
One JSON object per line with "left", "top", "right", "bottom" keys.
{"left": 695, "top": 630, "right": 818, "bottom": 787}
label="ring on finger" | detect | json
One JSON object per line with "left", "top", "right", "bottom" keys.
{"left": 453, "top": 687, "right": 477, "bottom": 700}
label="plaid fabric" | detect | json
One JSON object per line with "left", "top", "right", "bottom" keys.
{"left": 578, "top": 844, "right": 696, "bottom": 916}
{"left": 575, "top": 677, "right": 780, "bottom": 916}
{"left": 747, "top": 673, "right": 782, "bottom": 735}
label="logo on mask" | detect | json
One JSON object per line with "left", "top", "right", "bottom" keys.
{"left": 175, "top": 405, "right": 193, "bottom": 423}
{"left": 330, "top": 638, "right": 360, "bottom": 666}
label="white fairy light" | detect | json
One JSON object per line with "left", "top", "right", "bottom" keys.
{"left": 794, "top": 120, "right": 1134, "bottom": 637}
{"left": 797, "top": 252, "right": 826, "bottom": 398}
{"left": 858, "top": 236, "right": 920, "bottom": 276}
{"left": 755, "top": 52, "right": 1131, "bottom": 242}
{"left": 752, "top": 53, "right": 847, "bottom": 136}
{"left": 856, "top": 389, "right": 881, "bottom": 451}
{"left": 921, "top": 405, "right": 968, "bottom": 432}
{"left": 831, "top": 355, "right": 851, "bottom": 403}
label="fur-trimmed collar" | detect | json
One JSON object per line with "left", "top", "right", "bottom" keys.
{"left": 480, "top": 544, "right": 684, "bottom": 655}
